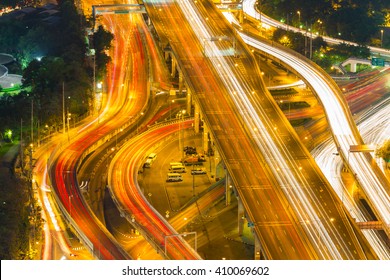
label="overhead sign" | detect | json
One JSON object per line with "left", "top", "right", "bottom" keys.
{"left": 371, "top": 57, "right": 385, "bottom": 66}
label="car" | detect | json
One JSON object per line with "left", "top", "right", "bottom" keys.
{"left": 147, "top": 153, "right": 157, "bottom": 161}
{"left": 166, "top": 173, "right": 183, "bottom": 182}
{"left": 182, "top": 156, "right": 202, "bottom": 165}
{"left": 184, "top": 146, "right": 197, "bottom": 155}
{"left": 191, "top": 168, "right": 206, "bottom": 175}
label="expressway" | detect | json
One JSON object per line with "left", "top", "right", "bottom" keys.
{"left": 108, "top": 120, "right": 202, "bottom": 260}
{"left": 239, "top": 28, "right": 390, "bottom": 239}
{"left": 242, "top": 0, "right": 390, "bottom": 57}
{"left": 313, "top": 97, "right": 390, "bottom": 259}
{"left": 47, "top": 0, "right": 152, "bottom": 259}
{"left": 144, "top": 0, "right": 313, "bottom": 260}
{"left": 143, "top": 0, "right": 377, "bottom": 259}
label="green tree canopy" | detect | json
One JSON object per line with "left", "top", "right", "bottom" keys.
{"left": 376, "top": 139, "right": 390, "bottom": 162}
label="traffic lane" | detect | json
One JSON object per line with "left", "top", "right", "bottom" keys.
{"left": 144, "top": 0, "right": 314, "bottom": 258}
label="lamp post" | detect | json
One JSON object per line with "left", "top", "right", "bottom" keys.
{"left": 192, "top": 163, "right": 195, "bottom": 197}
{"left": 297, "top": 11, "right": 301, "bottom": 26}
{"left": 137, "top": 112, "right": 144, "bottom": 134}
{"left": 178, "top": 110, "right": 186, "bottom": 155}
{"left": 69, "top": 194, "right": 74, "bottom": 219}
{"left": 116, "top": 128, "right": 123, "bottom": 148}
{"left": 280, "top": 100, "right": 291, "bottom": 118}
{"left": 381, "top": 29, "right": 384, "bottom": 48}
{"left": 170, "top": 99, "right": 175, "bottom": 120}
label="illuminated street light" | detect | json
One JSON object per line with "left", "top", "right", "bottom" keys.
{"left": 170, "top": 99, "right": 175, "bottom": 120}
{"left": 137, "top": 112, "right": 144, "bottom": 134}
{"left": 381, "top": 29, "right": 384, "bottom": 48}
{"left": 178, "top": 110, "right": 186, "bottom": 156}
{"left": 69, "top": 194, "right": 74, "bottom": 218}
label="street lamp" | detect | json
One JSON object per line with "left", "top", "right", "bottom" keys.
{"left": 137, "top": 112, "right": 144, "bottom": 134}
{"left": 178, "top": 109, "right": 186, "bottom": 155}
{"left": 69, "top": 194, "right": 74, "bottom": 219}
{"left": 116, "top": 128, "right": 123, "bottom": 148}
{"left": 297, "top": 11, "right": 301, "bottom": 26}
{"left": 170, "top": 99, "right": 175, "bottom": 120}
{"left": 381, "top": 29, "right": 384, "bottom": 48}
{"left": 279, "top": 100, "right": 291, "bottom": 117}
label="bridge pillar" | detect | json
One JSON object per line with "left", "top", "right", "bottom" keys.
{"left": 202, "top": 125, "right": 209, "bottom": 155}
{"left": 171, "top": 56, "right": 177, "bottom": 78}
{"left": 238, "top": 10, "right": 244, "bottom": 24}
{"left": 213, "top": 147, "right": 221, "bottom": 179}
{"left": 225, "top": 172, "right": 232, "bottom": 206}
{"left": 185, "top": 84, "right": 192, "bottom": 116}
{"left": 350, "top": 62, "right": 357, "bottom": 72}
{"left": 164, "top": 50, "right": 170, "bottom": 62}
{"left": 178, "top": 69, "right": 184, "bottom": 93}
{"left": 194, "top": 101, "right": 200, "bottom": 133}
{"left": 237, "top": 197, "right": 245, "bottom": 236}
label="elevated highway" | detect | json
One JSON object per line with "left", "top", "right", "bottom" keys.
{"left": 143, "top": 0, "right": 377, "bottom": 259}
{"left": 239, "top": 29, "right": 390, "bottom": 240}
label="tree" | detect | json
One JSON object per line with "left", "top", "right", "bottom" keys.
{"left": 376, "top": 139, "right": 390, "bottom": 162}
{"left": 93, "top": 25, "right": 114, "bottom": 79}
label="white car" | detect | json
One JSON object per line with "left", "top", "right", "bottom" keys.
{"left": 191, "top": 168, "right": 206, "bottom": 175}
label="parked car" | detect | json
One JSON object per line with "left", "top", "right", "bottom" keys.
{"left": 191, "top": 168, "right": 206, "bottom": 175}
{"left": 182, "top": 156, "right": 203, "bottom": 165}
{"left": 184, "top": 146, "right": 197, "bottom": 155}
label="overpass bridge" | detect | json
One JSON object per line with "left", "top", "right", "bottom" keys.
{"left": 86, "top": 1, "right": 380, "bottom": 259}
{"left": 140, "top": 0, "right": 378, "bottom": 259}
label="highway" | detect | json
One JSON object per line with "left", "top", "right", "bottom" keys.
{"left": 239, "top": 29, "right": 390, "bottom": 239}
{"left": 108, "top": 120, "right": 202, "bottom": 259}
{"left": 313, "top": 98, "right": 390, "bottom": 259}
{"left": 143, "top": 0, "right": 377, "bottom": 259}
{"left": 144, "top": 0, "right": 314, "bottom": 260}
{"left": 242, "top": 0, "right": 390, "bottom": 57}
{"left": 47, "top": 0, "right": 152, "bottom": 259}
{"left": 37, "top": 0, "right": 385, "bottom": 259}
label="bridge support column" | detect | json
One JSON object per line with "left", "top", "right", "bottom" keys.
{"left": 194, "top": 101, "right": 200, "bottom": 134}
{"left": 225, "top": 172, "right": 232, "bottom": 206}
{"left": 350, "top": 62, "right": 357, "bottom": 72}
{"left": 186, "top": 86, "right": 192, "bottom": 116}
{"left": 178, "top": 70, "right": 184, "bottom": 93}
{"left": 164, "top": 51, "right": 170, "bottom": 62}
{"left": 213, "top": 148, "right": 221, "bottom": 179}
{"left": 171, "top": 56, "right": 177, "bottom": 78}
{"left": 238, "top": 10, "right": 244, "bottom": 24}
{"left": 237, "top": 198, "right": 245, "bottom": 236}
{"left": 202, "top": 126, "right": 209, "bottom": 155}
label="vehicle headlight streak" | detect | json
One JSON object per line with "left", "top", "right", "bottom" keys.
{"left": 239, "top": 32, "right": 390, "bottom": 233}
{"left": 242, "top": 0, "right": 390, "bottom": 57}
{"left": 312, "top": 99, "right": 390, "bottom": 259}
{"left": 176, "top": 0, "right": 355, "bottom": 259}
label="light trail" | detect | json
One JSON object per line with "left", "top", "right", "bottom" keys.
{"left": 242, "top": 0, "right": 390, "bottom": 57}
{"left": 312, "top": 99, "right": 390, "bottom": 259}
{"left": 108, "top": 120, "right": 202, "bottom": 260}
{"left": 239, "top": 31, "right": 390, "bottom": 238}
{"left": 176, "top": 0, "right": 360, "bottom": 259}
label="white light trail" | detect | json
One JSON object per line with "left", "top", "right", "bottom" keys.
{"left": 177, "top": 0, "right": 356, "bottom": 259}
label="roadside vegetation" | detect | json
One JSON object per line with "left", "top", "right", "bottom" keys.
{"left": 260, "top": 0, "right": 389, "bottom": 72}
{"left": 0, "top": 0, "right": 113, "bottom": 259}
